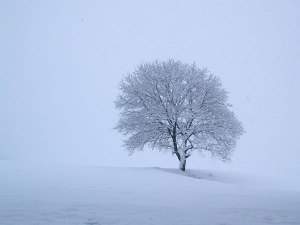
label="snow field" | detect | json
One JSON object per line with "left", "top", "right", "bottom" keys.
{"left": 0, "top": 162, "right": 299, "bottom": 225}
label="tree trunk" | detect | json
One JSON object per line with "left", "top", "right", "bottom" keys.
{"left": 170, "top": 124, "right": 187, "bottom": 171}
{"left": 179, "top": 157, "right": 186, "bottom": 172}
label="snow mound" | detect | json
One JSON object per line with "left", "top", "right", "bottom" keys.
{"left": 154, "top": 167, "right": 244, "bottom": 184}
{"left": 0, "top": 161, "right": 300, "bottom": 225}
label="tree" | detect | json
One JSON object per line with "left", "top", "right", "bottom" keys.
{"left": 115, "top": 60, "right": 244, "bottom": 171}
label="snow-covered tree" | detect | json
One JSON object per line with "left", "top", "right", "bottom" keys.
{"left": 115, "top": 60, "right": 244, "bottom": 171}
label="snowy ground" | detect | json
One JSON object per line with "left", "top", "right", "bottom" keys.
{"left": 0, "top": 161, "right": 299, "bottom": 225}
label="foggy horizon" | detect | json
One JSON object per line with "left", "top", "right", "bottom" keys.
{"left": 1, "top": 0, "right": 300, "bottom": 185}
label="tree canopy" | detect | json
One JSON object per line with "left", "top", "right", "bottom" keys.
{"left": 115, "top": 60, "right": 244, "bottom": 171}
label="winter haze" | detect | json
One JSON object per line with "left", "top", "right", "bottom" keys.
{"left": 1, "top": 1, "right": 300, "bottom": 186}
{"left": 1, "top": 1, "right": 300, "bottom": 224}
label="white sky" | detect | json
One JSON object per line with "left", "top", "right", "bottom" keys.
{"left": 1, "top": 0, "right": 299, "bottom": 182}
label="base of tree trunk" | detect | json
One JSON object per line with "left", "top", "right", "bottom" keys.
{"left": 179, "top": 160, "right": 186, "bottom": 172}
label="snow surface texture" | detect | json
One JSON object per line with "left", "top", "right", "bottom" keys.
{"left": 0, "top": 161, "right": 299, "bottom": 225}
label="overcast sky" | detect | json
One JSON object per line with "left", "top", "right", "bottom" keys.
{"left": 1, "top": 0, "right": 299, "bottom": 183}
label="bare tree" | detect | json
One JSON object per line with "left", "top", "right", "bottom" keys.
{"left": 115, "top": 60, "right": 244, "bottom": 171}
